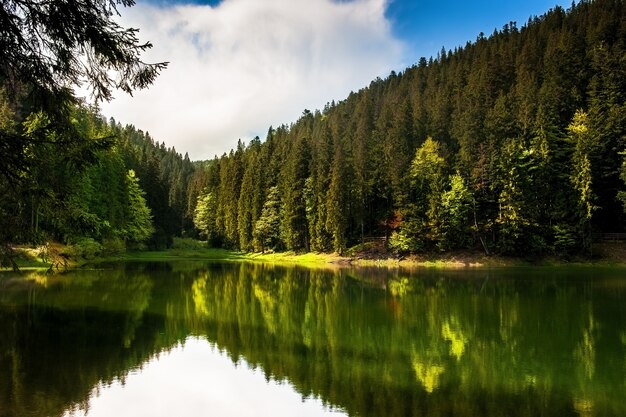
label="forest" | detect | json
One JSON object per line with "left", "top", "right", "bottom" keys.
{"left": 189, "top": 0, "right": 626, "bottom": 256}
{"left": 1, "top": 0, "right": 625, "bottom": 261}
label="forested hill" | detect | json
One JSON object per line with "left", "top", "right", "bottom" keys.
{"left": 0, "top": 102, "right": 195, "bottom": 253}
{"left": 190, "top": 0, "right": 626, "bottom": 256}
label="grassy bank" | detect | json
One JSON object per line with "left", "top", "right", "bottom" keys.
{"left": 2, "top": 245, "right": 346, "bottom": 272}
{"left": 104, "top": 248, "right": 347, "bottom": 268}
{"left": 103, "top": 243, "right": 626, "bottom": 269}
{"left": 0, "top": 246, "right": 55, "bottom": 271}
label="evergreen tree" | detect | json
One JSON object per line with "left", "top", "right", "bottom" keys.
{"left": 390, "top": 138, "right": 446, "bottom": 251}
{"left": 438, "top": 173, "right": 474, "bottom": 250}
{"left": 123, "top": 170, "right": 154, "bottom": 245}
{"left": 235, "top": 138, "right": 264, "bottom": 252}
{"left": 254, "top": 186, "right": 282, "bottom": 253}
{"left": 568, "top": 110, "right": 596, "bottom": 253}
{"left": 194, "top": 190, "right": 218, "bottom": 245}
{"left": 281, "top": 134, "right": 311, "bottom": 251}
{"left": 326, "top": 144, "right": 349, "bottom": 254}
{"left": 496, "top": 140, "right": 528, "bottom": 254}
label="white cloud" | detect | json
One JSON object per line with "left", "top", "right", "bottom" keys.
{"left": 98, "top": 0, "right": 404, "bottom": 160}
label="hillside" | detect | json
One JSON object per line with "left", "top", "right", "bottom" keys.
{"left": 189, "top": 0, "right": 626, "bottom": 256}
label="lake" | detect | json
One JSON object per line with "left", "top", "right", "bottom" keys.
{"left": 0, "top": 261, "right": 625, "bottom": 416}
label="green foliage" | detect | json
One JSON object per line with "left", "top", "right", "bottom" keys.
{"left": 193, "top": 190, "right": 217, "bottom": 245}
{"left": 496, "top": 140, "right": 529, "bottom": 254}
{"left": 618, "top": 152, "right": 626, "bottom": 212}
{"left": 102, "top": 237, "right": 126, "bottom": 256}
{"left": 438, "top": 174, "right": 474, "bottom": 251}
{"left": 410, "top": 137, "right": 446, "bottom": 186}
{"left": 0, "top": 0, "right": 200, "bottom": 256}
{"left": 568, "top": 110, "right": 596, "bottom": 253}
{"left": 281, "top": 134, "right": 311, "bottom": 251}
{"left": 1, "top": 97, "right": 194, "bottom": 255}
{"left": 391, "top": 138, "right": 447, "bottom": 252}
{"left": 569, "top": 111, "right": 595, "bottom": 219}
{"left": 238, "top": 147, "right": 263, "bottom": 252}
{"left": 389, "top": 228, "right": 424, "bottom": 253}
{"left": 171, "top": 237, "right": 207, "bottom": 250}
{"left": 67, "top": 238, "right": 103, "bottom": 260}
{"left": 123, "top": 170, "right": 155, "bottom": 244}
{"left": 254, "top": 186, "right": 282, "bottom": 252}
{"left": 325, "top": 145, "right": 349, "bottom": 254}
{"left": 552, "top": 224, "right": 578, "bottom": 255}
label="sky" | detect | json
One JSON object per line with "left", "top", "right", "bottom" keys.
{"left": 95, "top": 0, "right": 572, "bottom": 160}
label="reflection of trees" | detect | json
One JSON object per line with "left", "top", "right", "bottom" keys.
{"left": 0, "top": 268, "right": 164, "bottom": 417}
{"left": 181, "top": 265, "right": 626, "bottom": 417}
{"left": 411, "top": 351, "right": 445, "bottom": 393}
{"left": 0, "top": 264, "right": 625, "bottom": 417}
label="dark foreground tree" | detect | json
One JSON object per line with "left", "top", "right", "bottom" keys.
{"left": 0, "top": 0, "right": 167, "bottom": 104}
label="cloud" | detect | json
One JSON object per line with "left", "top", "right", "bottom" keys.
{"left": 98, "top": 0, "right": 405, "bottom": 160}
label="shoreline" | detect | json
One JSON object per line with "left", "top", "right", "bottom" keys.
{"left": 89, "top": 243, "right": 626, "bottom": 270}
{"left": 3, "top": 241, "right": 626, "bottom": 273}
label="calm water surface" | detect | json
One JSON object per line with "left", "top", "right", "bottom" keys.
{"left": 0, "top": 262, "right": 625, "bottom": 417}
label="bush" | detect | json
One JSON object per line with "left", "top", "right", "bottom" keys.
{"left": 67, "top": 238, "right": 102, "bottom": 259}
{"left": 389, "top": 230, "right": 424, "bottom": 253}
{"left": 102, "top": 237, "right": 126, "bottom": 256}
{"left": 171, "top": 237, "right": 207, "bottom": 250}
{"left": 553, "top": 224, "right": 578, "bottom": 255}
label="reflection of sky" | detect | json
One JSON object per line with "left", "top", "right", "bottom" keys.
{"left": 63, "top": 337, "right": 347, "bottom": 417}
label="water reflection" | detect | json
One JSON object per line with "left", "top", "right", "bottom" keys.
{"left": 0, "top": 263, "right": 625, "bottom": 417}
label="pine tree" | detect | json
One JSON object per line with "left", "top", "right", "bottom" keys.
{"left": 568, "top": 110, "right": 596, "bottom": 253}
{"left": 254, "top": 186, "right": 282, "bottom": 253}
{"left": 238, "top": 151, "right": 259, "bottom": 251}
{"left": 194, "top": 190, "right": 217, "bottom": 245}
{"left": 281, "top": 134, "right": 311, "bottom": 251}
{"left": 124, "top": 170, "right": 154, "bottom": 245}
{"left": 326, "top": 144, "right": 349, "bottom": 254}
{"left": 390, "top": 138, "right": 446, "bottom": 251}
{"left": 438, "top": 173, "right": 474, "bottom": 250}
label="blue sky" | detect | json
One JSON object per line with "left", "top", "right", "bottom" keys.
{"left": 385, "top": 0, "right": 571, "bottom": 62}
{"left": 100, "top": 0, "right": 572, "bottom": 159}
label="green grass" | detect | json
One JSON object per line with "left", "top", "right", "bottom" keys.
{"left": 240, "top": 251, "right": 345, "bottom": 266}
{"left": 95, "top": 246, "right": 626, "bottom": 270}
{"left": 0, "top": 246, "right": 51, "bottom": 271}
{"left": 103, "top": 248, "right": 245, "bottom": 261}
{"left": 98, "top": 248, "right": 346, "bottom": 268}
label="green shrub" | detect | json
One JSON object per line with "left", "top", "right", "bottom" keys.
{"left": 171, "top": 237, "right": 207, "bottom": 250}
{"left": 67, "top": 238, "right": 102, "bottom": 259}
{"left": 102, "top": 237, "right": 126, "bottom": 255}
{"left": 389, "top": 230, "right": 424, "bottom": 253}
{"left": 553, "top": 224, "right": 578, "bottom": 255}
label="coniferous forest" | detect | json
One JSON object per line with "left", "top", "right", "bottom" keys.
{"left": 190, "top": 0, "right": 626, "bottom": 256}
{"left": 2, "top": 0, "right": 626, "bottom": 260}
